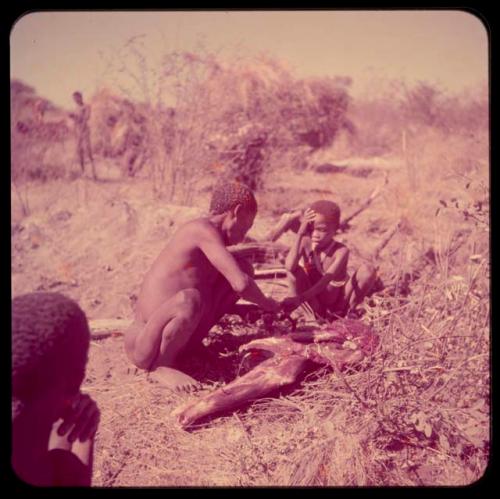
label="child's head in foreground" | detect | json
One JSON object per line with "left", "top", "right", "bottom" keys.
{"left": 309, "top": 200, "right": 341, "bottom": 250}
{"left": 209, "top": 181, "right": 257, "bottom": 245}
{"left": 12, "top": 292, "right": 90, "bottom": 424}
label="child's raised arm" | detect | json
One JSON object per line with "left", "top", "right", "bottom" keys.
{"left": 198, "top": 223, "right": 279, "bottom": 312}
{"left": 285, "top": 208, "right": 316, "bottom": 272}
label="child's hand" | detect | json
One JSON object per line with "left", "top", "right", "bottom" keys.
{"left": 281, "top": 296, "right": 301, "bottom": 314}
{"left": 298, "top": 208, "right": 316, "bottom": 235}
{"left": 57, "top": 393, "right": 100, "bottom": 443}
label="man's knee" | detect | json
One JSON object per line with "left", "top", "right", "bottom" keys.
{"left": 177, "top": 289, "right": 203, "bottom": 320}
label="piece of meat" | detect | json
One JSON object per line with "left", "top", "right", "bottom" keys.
{"left": 173, "top": 319, "right": 378, "bottom": 429}
{"left": 172, "top": 354, "right": 308, "bottom": 429}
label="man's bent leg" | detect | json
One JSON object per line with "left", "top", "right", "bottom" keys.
{"left": 124, "top": 289, "right": 202, "bottom": 370}
{"left": 185, "top": 258, "right": 254, "bottom": 350}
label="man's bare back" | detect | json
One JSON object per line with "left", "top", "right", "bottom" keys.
{"left": 136, "top": 219, "right": 223, "bottom": 322}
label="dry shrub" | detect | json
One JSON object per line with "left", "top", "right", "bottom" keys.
{"left": 89, "top": 89, "right": 151, "bottom": 178}
{"left": 99, "top": 40, "right": 353, "bottom": 199}
{"left": 11, "top": 79, "right": 76, "bottom": 217}
{"left": 11, "top": 79, "right": 73, "bottom": 184}
{"left": 347, "top": 79, "right": 488, "bottom": 160}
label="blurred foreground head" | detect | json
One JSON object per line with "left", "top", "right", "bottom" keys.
{"left": 12, "top": 292, "right": 90, "bottom": 421}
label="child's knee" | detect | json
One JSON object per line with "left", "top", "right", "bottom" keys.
{"left": 358, "top": 263, "right": 377, "bottom": 283}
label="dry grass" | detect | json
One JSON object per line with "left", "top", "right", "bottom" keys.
{"left": 11, "top": 61, "right": 488, "bottom": 486}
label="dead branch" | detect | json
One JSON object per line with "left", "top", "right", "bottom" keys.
{"left": 339, "top": 171, "right": 389, "bottom": 230}
{"left": 371, "top": 220, "right": 402, "bottom": 261}
{"left": 228, "top": 241, "right": 289, "bottom": 265}
{"left": 89, "top": 318, "right": 131, "bottom": 340}
{"left": 262, "top": 172, "right": 389, "bottom": 244}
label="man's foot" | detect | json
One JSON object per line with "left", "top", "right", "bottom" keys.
{"left": 148, "top": 366, "right": 201, "bottom": 393}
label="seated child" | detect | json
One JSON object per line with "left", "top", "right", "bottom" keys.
{"left": 12, "top": 292, "right": 100, "bottom": 486}
{"left": 124, "top": 181, "right": 281, "bottom": 389}
{"left": 282, "top": 200, "right": 376, "bottom": 319}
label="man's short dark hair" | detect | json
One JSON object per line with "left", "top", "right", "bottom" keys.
{"left": 209, "top": 180, "right": 257, "bottom": 216}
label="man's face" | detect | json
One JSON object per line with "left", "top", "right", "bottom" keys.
{"left": 225, "top": 207, "right": 255, "bottom": 245}
{"left": 311, "top": 213, "right": 337, "bottom": 250}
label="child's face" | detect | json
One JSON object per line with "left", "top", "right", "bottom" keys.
{"left": 224, "top": 207, "right": 255, "bottom": 245}
{"left": 311, "top": 213, "right": 337, "bottom": 249}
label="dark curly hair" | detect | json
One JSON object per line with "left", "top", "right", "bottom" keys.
{"left": 209, "top": 180, "right": 257, "bottom": 216}
{"left": 12, "top": 292, "right": 90, "bottom": 418}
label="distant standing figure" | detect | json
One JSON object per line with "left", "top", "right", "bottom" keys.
{"left": 69, "top": 91, "right": 96, "bottom": 179}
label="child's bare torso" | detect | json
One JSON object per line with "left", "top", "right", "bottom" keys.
{"left": 301, "top": 235, "right": 348, "bottom": 307}
{"left": 136, "top": 218, "right": 222, "bottom": 321}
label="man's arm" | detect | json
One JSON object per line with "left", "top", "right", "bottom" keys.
{"left": 197, "top": 223, "right": 279, "bottom": 312}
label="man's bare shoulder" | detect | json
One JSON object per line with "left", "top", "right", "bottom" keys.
{"left": 175, "top": 217, "right": 220, "bottom": 243}
{"left": 324, "top": 240, "right": 349, "bottom": 264}
{"left": 181, "top": 217, "right": 215, "bottom": 233}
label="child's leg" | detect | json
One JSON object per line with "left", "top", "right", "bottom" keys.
{"left": 124, "top": 288, "right": 203, "bottom": 370}
{"left": 341, "top": 263, "right": 377, "bottom": 314}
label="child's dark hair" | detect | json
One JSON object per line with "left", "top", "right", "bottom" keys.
{"left": 310, "top": 200, "right": 341, "bottom": 228}
{"left": 12, "top": 292, "right": 90, "bottom": 418}
{"left": 209, "top": 180, "right": 257, "bottom": 216}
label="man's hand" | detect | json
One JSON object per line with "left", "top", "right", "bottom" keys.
{"left": 298, "top": 208, "right": 316, "bottom": 236}
{"left": 263, "top": 297, "right": 281, "bottom": 314}
{"left": 281, "top": 296, "right": 301, "bottom": 314}
{"left": 57, "top": 393, "right": 100, "bottom": 443}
